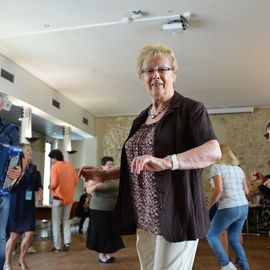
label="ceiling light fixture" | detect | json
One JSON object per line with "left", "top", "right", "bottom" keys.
{"left": 131, "top": 10, "right": 143, "bottom": 20}
{"left": 122, "top": 10, "right": 143, "bottom": 24}
{"left": 162, "top": 12, "right": 190, "bottom": 32}
{"left": 26, "top": 137, "right": 40, "bottom": 143}
{"left": 68, "top": 150, "right": 77, "bottom": 154}
{"left": 207, "top": 106, "right": 254, "bottom": 115}
{"left": 0, "top": 13, "right": 189, "bottom": 39}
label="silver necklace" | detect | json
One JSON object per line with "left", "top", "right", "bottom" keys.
{"left": 148, "top": 104, "right": 168, "bottom": 119}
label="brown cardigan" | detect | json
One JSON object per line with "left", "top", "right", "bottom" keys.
{"left": 114, "top": 91, "right": 217, "bottom": 242}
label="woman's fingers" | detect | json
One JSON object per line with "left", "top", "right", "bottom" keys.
{"left": 131, "top": 155, "right": 165, "bottom": 174}
{"left": 7, "top": 166, "right": 22, "bottom": 180}
{"left": 131, "top": 155, "right": 148, "bottom": 174}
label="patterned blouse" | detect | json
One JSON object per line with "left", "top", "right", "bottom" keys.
{"left": 125, "top": 122, "right": 160, "bottom": 235}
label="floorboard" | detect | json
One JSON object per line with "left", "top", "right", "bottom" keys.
{"left": 9, "top": 229, "right": 270, "bottom": 270}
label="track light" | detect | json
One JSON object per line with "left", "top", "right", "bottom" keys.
{"left": 207, "top": 107, "right": 254, "bottom": 114}
{"left": 68, "top": 150, "right": 77, "bottom": 154}
{"left": 26, "top": 137, "right": 40, "bottom": 143}
{"left": 162, "top": 13, "right": 190, "bottom": 32}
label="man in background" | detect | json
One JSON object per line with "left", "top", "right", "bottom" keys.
{"left": 76, "top": 188, "right": 90, "bottom": 234}
{"left": 0, "top": 92, "right": 21, "bottom": 269}
{"left": 48, "top": 149, "right": 78, "bottom": 252}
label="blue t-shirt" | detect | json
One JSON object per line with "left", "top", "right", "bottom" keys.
{"left": 0, "top": 118, "right": 20, "bottom": 197}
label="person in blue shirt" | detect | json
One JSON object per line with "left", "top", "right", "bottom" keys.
{"left": 0, "top": 92, "right": 22, "bottom": 270}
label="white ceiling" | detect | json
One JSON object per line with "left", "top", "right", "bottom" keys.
{"left": 0, "top": 105, "right": 84, "bottom": 140}
{"left": 1, "top": 0, "right": 270, "bottom": 118}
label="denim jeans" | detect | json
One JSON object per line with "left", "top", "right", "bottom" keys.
{"left": 0, "top": 196, "right": 10, "bottom": 269}
{"left": 206, "top": 205, "right": 249, "bottom": 270}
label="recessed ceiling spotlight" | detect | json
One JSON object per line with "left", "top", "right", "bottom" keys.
{"left": 131, "top": 10, "right": 143, "bottom": 20}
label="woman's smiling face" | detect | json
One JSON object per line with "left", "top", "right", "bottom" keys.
{"left": 141, "top": 54, "right": 176, "bottom": 100}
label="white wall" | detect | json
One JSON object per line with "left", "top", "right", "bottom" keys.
{"left": 69, "top": 137, "right": 97, "bottom": 201}
{"left": 0, "top": 54, "right": 95, "bottom": 137}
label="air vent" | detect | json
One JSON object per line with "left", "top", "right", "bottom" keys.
{"left": 83, "top": 117, "right": 88, "bottom": 125}
{"left": 1, "top": 68, "right": 14, "bottom": 83}
{"left": 52, "top": 98, "right": 60, "bottom": 109}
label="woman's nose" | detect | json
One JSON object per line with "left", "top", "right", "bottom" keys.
{"left": 152, "top": 70, "right": 160, "bottom": 79}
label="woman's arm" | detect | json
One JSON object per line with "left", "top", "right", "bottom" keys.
{"left": 173, "top": 139, "right": 221, "bottom": 170}
{"left": 48, "top": 166, "right": 59, "bottom": 190}
{"left": 243, "top": 175, "right": 250, "bottom": 195}
{"left": 207, "top": 175, "right": 223, "bottom": 210}
{"left": 79, "top": 165, "right": 120, "bottom": 182}
{"left": 131, "top": 139, "right": 221, "bottom": 174}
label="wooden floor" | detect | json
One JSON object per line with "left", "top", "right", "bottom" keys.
{"left": 9, "top": 230, "right": 270, "bottom": 270}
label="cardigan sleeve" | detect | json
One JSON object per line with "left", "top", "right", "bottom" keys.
{"left": 187, "top": 101, "right": 217, "bottom": 146}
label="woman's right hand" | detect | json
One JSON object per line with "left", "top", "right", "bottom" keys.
{"left": 86, "top": 180, "right": 103, "bottom": 195}
{"left": 251, "top": 170, "right": 264, "bottom": 183}
{"left": 78, "top": 166, "right": 104, "bottom": 182}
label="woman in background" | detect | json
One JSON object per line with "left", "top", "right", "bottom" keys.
{"left": 206, "top": 144, "right": 250, "bottom": 270}
{"left": 209, "top": 178, "right": 229, "bottom": 255}
{"left": 86, "top": 156, "right": 124, "bottom": 264}
{"left": 4, "top": 144, "right": 43, "bottom": 270}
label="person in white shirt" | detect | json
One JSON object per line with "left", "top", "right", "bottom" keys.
{"left": 206, "top": 144, "right": 250, "bottom": 270}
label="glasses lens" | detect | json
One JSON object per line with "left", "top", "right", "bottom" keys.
{"left": 142, "top": 68, "right": 153, "bottom": 74}
{"left": 142, "top": 67, "right": 171, "bottom": 74}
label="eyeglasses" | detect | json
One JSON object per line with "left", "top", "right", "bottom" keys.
{"left": 105, "top": 161, "right": 114, "bottom": 166}
{"left": 264, "top": 132, "right": 270, "bottom": 140}
{"left": 141, "top": 66, "right": 173, "bottom": 75}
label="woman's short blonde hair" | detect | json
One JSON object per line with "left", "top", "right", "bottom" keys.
{"left": 21, "top": 143, "right": 32, "bottom": 163}
{"left": 21, "top": 143, "right": 31, "bottom": 150}
{"left": 217, "top": 144, "right": 240, "bottom": 166}
{"left": 136, "top": 43, "right": 178, "bottom": 78}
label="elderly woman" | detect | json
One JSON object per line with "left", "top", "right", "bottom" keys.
{"left": 4, "top": 144, "right": 43, "bottom": 270}
{"left": 79, "top": 43, "right": 221, "bottom": 270}
{"left": 206, "top": 144, "right": 250, "bottom": 270}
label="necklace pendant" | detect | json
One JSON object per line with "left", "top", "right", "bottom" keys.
{"left": 150, "top": 115, "right": 155, "bottom": 119}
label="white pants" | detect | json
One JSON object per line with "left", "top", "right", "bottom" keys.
{"left": 136, "top": 229, "right": 199, "bottom": 270}
{"left": 52, "top": 199, "right": 72, "bottom": 249}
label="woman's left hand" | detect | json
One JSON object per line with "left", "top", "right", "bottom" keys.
{"left": 131, "top": 155, "right": 171, "bottom": 174}
{"left": 37, "top": 189, "right": 43, "bottom": 203}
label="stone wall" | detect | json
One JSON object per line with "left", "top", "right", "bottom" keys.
{"left": 96, "top": 108, "right": 270, "bottom": 199}
{"left": 96, "top": 115, "right": 135, "bottom": 165}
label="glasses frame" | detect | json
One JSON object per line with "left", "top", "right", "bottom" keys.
{"left": 141, "top": 66, "right": 173, "bottom": 75}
